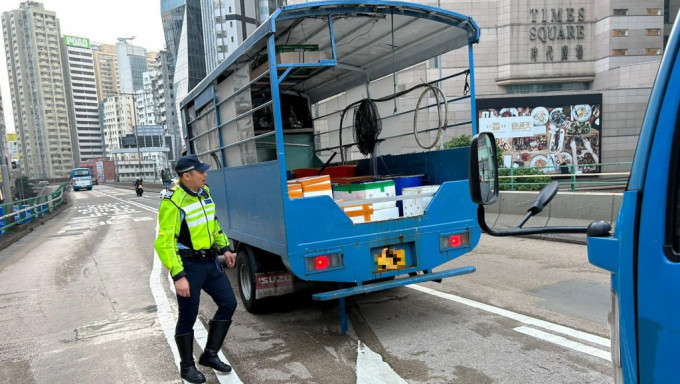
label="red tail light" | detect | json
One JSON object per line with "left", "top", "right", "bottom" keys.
{"left": 315, "top": 255, "right": 330, "bottom": 270}
{"left": 448, "top": 234, "right": 462, "bottom": 248}
{"left": 305, "top": 253, "right": 344, "bottom": 273}
{"left": 439, "top": 231, "right": 470, "bottom": 250}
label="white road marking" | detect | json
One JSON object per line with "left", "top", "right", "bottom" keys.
{"left": 356, "top": 341, "right": 407, "bottom": 384}
{"left": 103, "top": 193, "right": 242, "bottom": 383}
{"left": 408, "top": 285, "right": 611, "bottom": 356}
{"left": 514, "top": 326, "right": 612, "bottom": 361}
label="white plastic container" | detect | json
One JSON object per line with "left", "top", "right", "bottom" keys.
{"left": 332, "top": 180, "right": 396, "bottom": 209}
{"left": 340, "top": 203, "right": 400, "bottom": 223}
{"left": 401, "top": 185, "right": 440, "bottom": 217}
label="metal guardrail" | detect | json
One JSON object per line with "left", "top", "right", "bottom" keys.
{"left": 499, "top": 161, "right": 632, "bottom": 191}
{"left": 0, "top": 183, "right": 69, "bottom": 235}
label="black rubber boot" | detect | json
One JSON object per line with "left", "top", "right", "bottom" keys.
{"left": 175, "top": 332, "right": 206, "bottom": 383}
{"left": 198, "top": 320, "right": 232, "bottom": 373}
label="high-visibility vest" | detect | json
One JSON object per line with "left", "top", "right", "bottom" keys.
{"left": 154, "top": 184, "right": 230, "bottom": 279}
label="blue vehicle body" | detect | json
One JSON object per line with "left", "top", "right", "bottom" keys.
{"left": 587, "top": 12, "right": 680, "bottom": 384}
{"left": 71, "top": 168, "right": 93, "bottom": 191}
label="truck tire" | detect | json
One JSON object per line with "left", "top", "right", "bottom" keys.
{"left": 236, "top": 248, "right": 263, "bottom": 313}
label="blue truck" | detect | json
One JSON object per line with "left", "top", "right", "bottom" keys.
{"left": 469, "top": 11, "right": 680, "bottom": 383}
{"left": 180, "top": 1, "right": 482, "bottom": 332}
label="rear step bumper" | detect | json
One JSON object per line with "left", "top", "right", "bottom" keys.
{"left": 312, "top": 266, "right": 476, "bottom": 301}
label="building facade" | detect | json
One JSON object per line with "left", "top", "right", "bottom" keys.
{"left": 102, "top": 94, "right": 135, "bottom": 159}
{"left": 61, "top": 35, "right": 104, "bottom": 162}
{"left": 92, "top": 42, "right": 119, "bottom": 101}
{"left": 148, "top": 50, "right": 180, "bottom": 165}
{"left": 112, "top": 125, "right": 174, "bottom": 182}
{"left": 116, "top": 40, "right": 148, "bottom": 93}
{"left": 2, "top": 1, "right": 74, "bottom": 179}
{"left": 201, "top": 0, "right": 259, "bottom": 72}
{"left": 445, "top": 0, "right": 680, "bottom": 166}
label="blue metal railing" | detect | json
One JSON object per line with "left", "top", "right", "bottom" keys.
{"left": 0, "top": 183, "right": 69, "bottom": 235}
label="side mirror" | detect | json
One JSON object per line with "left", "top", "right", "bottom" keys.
{"left": 469, "top": 132, "right": 499, "bottom": 205}
{"left": 469, "top": 133, "right": 590, "bottom": 237}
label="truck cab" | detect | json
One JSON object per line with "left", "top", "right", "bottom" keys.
{"left": 469, "top": 13, "right": 680, "bottom": 383}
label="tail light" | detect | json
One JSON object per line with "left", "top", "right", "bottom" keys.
{"left": 306, "top": 253, "right": 343, "bottom": 273}
{"left": 440, "top": 231, "right": 470, "bottom": 251}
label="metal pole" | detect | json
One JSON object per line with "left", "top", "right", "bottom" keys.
{"left": 130, "top": 92, "right": 143, "bottom": 178}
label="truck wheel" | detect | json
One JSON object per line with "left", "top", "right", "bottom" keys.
{"left": 236, "top": 248, "right": 263, "bottom": 313}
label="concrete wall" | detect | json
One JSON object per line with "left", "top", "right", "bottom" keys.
{"left": 484, "top": 190, "right": 623, "bottom": 243}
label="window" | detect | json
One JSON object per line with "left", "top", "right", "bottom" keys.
{"left": 506, "top": 82, "right": 589, "bottom": 94}
{"left": 646, "top": 8, "right": 662, "bottom": 16}
{"left": 612, "top": 29, "right": 628, "bottom": 37}
{"left": 613, "top": 9, "right": 628, "bottom": 16}
{"left": 646, "top": 28, "right": 662, "bottom": 36}
{"left": 646, "top": 48, "right": 662, "bottom": 55}
{"left": 612, "top": 49, "right": 628, "bottom": 56}
{"left": 668, "top": 100, "right": 680, "bottom": 256}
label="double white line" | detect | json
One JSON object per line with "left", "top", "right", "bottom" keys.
{"left": 408, "top": 285, "right": 612, "bottom": 361}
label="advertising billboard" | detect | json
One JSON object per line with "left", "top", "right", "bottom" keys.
{"left": 63, "top": 35, "right": 90, "bottom": 49}
{"left": 477, "top": 94, "right": 602, "bottom": 174}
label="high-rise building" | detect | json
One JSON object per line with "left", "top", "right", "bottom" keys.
{"left": 161, "top": 0, "right": 185, "bottom": 60}
{"left": 116, "top": 39, "right": 148, "bottom": 93}
{"left": 92, "top": 43, "right": 119, "bottom": 101}
{"left": 141, "top": 51, "right": 180, "bottom": 165}
{"left": 156, "top": 51, "right": 180, "bottom": 165}
{"left": 2, "top": 2, "right": 74, "bottom": 179}
{"left": 102, "top": 94, "right": 135, "bottom": 159}
{"left": 201, "top": 0, "right": 259, "bottom": 72}
{"left": 256, "top": 0, "right": 285, "bottom": 24}
{"left": 162, "top": 0, "right": 207, "bottom": 152}
{"left": 61, "top": 35, "right": 104, "bottom": 162}
{"left": 172, "top": 0, "right": 207, "bottom": 93}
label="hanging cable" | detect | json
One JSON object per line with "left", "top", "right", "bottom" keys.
{"left": 338, "top": 79, "right": 459, "bottom": 162}
{"left": 463, "top": 71, "right": 470, "bottom": 95}
{"left": 413, "top": 85, "right": 448, "bottom": 149}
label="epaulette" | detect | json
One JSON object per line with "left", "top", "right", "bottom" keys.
{"left": 163, "top": 186, "right": 179, "bottom": 199}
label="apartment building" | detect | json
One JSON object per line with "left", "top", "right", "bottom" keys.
{"left": 61, "top": 35, "right": 104, "bottom": 162}
{"left": 1, "top": 1, "right": 74, "bottom": 179}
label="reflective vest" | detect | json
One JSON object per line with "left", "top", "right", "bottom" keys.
{"left": 154, "top": 184, "right": 230, "bottom": 280}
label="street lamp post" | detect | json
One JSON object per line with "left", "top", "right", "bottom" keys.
{"left": 128, "top": 92, "right": 144, "bottom": 179}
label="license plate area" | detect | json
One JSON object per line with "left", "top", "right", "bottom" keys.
{"left": 372, "top": 242, "right": 415, "bottom": 273}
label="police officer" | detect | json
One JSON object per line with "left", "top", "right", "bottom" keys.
{"left": 154, "top": 154, "right": 237, "bottom": 384}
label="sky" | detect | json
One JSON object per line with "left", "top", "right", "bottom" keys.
{"left": 0, "top": 0, "right": 167, "bottom": 133}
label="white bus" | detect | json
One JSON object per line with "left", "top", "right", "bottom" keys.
{"left": 71, "top": 168, "right": 93, "bottom": 191}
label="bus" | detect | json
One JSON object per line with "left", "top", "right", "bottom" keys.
{"left": 71, "top": 168, "right": 93, "bottom": 191}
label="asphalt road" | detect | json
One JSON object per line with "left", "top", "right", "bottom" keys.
{"left": 0, "top": 185, "right": 613, "bottom": 383}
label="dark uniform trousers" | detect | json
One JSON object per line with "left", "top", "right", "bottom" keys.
{"left": 176, "top": 256, "right": 237, "bottom": 335}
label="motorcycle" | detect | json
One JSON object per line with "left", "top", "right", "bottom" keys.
{"left": 136, "top": 184, "right": 144, "bottom": 197}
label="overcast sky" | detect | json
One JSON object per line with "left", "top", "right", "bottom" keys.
{"left": 0, "top": 0, "right": 167, "bottom": 133}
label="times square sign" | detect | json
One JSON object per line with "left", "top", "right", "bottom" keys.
{"left": 528, "top": 7, "right": 586, "bottom": 62}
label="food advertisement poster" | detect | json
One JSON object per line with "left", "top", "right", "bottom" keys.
{"left": 477, "top": 94, "right": 602, "bottom": 174}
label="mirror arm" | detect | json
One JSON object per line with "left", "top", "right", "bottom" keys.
{"left": 516, "top": 211, "right": 533, "bottom": 228}
{"left": 477, "top": 206, "right": 589, "bottom": 236}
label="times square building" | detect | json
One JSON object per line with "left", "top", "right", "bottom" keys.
{"left": 420, "top": 0, "right": 680, "bottom": 172}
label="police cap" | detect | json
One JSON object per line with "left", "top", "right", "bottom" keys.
{"left": 175, "top": 154, "right": 210, "bottom": 173}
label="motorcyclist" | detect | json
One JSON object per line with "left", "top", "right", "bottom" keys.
{"left": 134, "top": 177, "right": 144, "bottom": 196}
